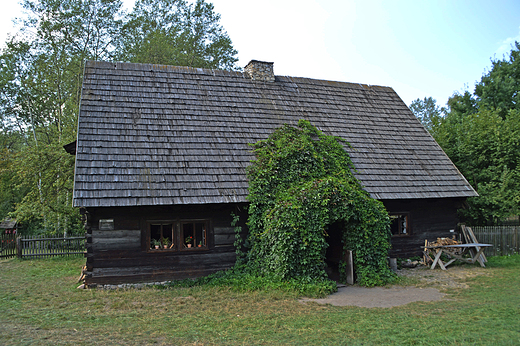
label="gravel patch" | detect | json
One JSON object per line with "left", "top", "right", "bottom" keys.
{"left": 302, "top": 264, "right": 490, "bottom": 308}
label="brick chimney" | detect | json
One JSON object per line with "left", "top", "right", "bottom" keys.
{"left": 244, "top": 60, "right": 275, "bottom": 82}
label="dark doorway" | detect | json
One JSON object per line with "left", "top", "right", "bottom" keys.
{"left": 325, "top": 221, "right": 344, "bottom": 282}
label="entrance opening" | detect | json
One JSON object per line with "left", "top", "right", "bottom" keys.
{"left": 325, "top": 221, "right": 344, "bottom": 282}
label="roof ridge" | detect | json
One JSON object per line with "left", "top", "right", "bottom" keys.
{"left": 84, "top": 60, "right": 395, "bottom": 92}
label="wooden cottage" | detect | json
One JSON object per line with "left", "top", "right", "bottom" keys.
{"left": 0, "top": 218, "right": 17, "bottom": 233}
{"left": 73, "top": 60, "right": 477, "bottom": 286}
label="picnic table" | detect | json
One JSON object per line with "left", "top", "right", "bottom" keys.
{"left": 425, "top": 243, "right": 493, "bottom": 270}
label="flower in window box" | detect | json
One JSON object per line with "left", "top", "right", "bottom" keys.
{"left": 185, "top": 236, "right": 193, "bottom": 248}
{"left": 161, "top": 237, "right": 170, "bottom": 249}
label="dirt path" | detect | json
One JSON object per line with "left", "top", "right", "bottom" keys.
{"left": 301, "top": 265, "right": 490, "bottom": 308}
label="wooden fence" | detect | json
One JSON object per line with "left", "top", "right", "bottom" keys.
{"left": 472, "top": 226, "right": 519, "bottom": 256}
{"left": 3, "top": 228, "right": 518, "bottom": 259}
{"left": 0, "top": 234, "right": 85, "bottom": 259}
{"left": 0, "top": 232, "right": 17, "bottom": 258}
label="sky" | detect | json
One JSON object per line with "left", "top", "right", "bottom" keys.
{"left": 1, "top": 0, "right": 519, "bottom": 107}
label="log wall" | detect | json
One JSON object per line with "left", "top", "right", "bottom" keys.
{"left": 383, "top": 198, "right": 465, "bottom": 258}
{"left": 82, "top": 197, "right": 466, "bottom": 284}
{"left": 83, "top": 203, "right": 248, "bottom": 286}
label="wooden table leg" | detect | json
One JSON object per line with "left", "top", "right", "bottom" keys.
{"left": 444, "top": 258, "right": 457, "bottom": 268}
{"left": 472, "top": 248, "right": 487, "bottom": 267}
{"left": 431, "top": 249, "right": 446, "bottom": 270}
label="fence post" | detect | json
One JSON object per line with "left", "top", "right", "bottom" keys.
{"left": 500, "top": 227, "right": 504, "bottom": 255}
{"left": 515, "top": 226, "right": 520, "bottom": 254}
{"left": 16, "top": 236, "right": 21, "bottom": 259}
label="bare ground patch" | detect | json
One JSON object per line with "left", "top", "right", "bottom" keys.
{"left": 397, "top": 263, "right": 490, "bottom": 290}
{"left": 302, "top": 264, "right": 491, "bottom": 308}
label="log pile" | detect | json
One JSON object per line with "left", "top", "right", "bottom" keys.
{"left": 431, "top": 237, "right": 460, "bottom": 246}
{"left": 422, "top": 237, "right": 462, "bottom": 265}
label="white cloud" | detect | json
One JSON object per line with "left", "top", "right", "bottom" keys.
{"left": 495, "top": 26, "right": 520, "bottom": 59}
{"left": 0, "top": 2, "right": 24, "bottom": 47}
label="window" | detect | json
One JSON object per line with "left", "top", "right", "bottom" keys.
{"left": 181, "top": 222, "right": 207, "bottom": 249}
{"left": 150, "top": 223, "right": 174, "bottom": 249}
{"left": 390, "top": 213, "right": 410, "bottom": 236}
{"left": 148, "top": 220, "right": 208, "bottom": 251}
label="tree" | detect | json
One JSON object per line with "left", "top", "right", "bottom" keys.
{"left": 432, "top": 91, "right": 478, "bottom": 171}
{"left": 0, "top": 0, "right": 125, "bottom": 233}
{"left": 0, "top": 0, "right": 239, "bottom": 233}
{"left": 117, "top": 0, "right": 238, "bottom": 70}
{"left": 455, "top": 109, "right": 520, "bottom": 224}
{"left": 446, "top": 90, "right": 478, "bottom": 119}
{"left": 435, "top": 106, "right": 520, "bottom": 225}
{"left": 409, "top": 96, "right": 444, "bottom": 135}
{"left": 0, "top": 129, "right": 26, "bottom": 220}
{"left": 413, "top": 44, "right": 520, "bottom": 225}
{"left": 475, "top": 42, "right": 520, "bottom": 117}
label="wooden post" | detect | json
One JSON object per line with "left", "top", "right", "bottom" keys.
{"left": 389, "top": 257, "right": 398, "bottom": 272}
{"left": 515, "top": 227, "right": 520, "bottom": 253}
{"left": 16, "top": 236, "right": 21, "bottom": 259}
{"left": 502, "top": 226, "right": 506, "bottom": 255}
{"left": 344, "top": 250, "right": 355, "bottom": 285}
{"left": 466, "top": 226, "right": 487, "bottom": 263}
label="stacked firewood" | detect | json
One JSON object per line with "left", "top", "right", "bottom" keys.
{"left": 422, "top": 237, "right": 462, "bottom": 265}
{"left": 431, "top": 237, "right": 461, "bottom": 246}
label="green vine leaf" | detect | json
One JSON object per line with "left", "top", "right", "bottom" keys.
{"left": 244, "top": 120, "right": 396, "bottom": 286}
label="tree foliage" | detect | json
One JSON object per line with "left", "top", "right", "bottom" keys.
{"left": 0, "top": 0, "right": 124, "bottom": 233}
{"left": 475, "top": 42, "right": 520, "bottom": 118}
{"left": 450, "top": 109, "right": 520, "bottom": 224}
{"left": 410, "top": 43, "right": 520, "bottom": 225}
{"left": 409, "top": 96, "right": 444, "bottom": 136}
{"left": 0, "top": 0, "right": 238, "bottom": 233}
{"left": 245, "top": 120, "right": 395, "bottom": 287}
{"left": 116, "top": 0, "right": 238, "bottom": 69}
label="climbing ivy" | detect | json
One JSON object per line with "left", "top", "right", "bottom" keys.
{"left": 244, "top": 120, "right": 395, "bottom": 287}
{"left": 231, "top": 212, "right": 245, "bottom": 264}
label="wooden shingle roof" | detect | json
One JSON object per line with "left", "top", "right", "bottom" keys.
{"left": 0, "top": 218, "right": 17, "bottom": 229}
{"left": 73, "top": 60, "right": 477, "bottom": 207}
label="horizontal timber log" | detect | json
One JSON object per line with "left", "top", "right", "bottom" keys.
{"left": 91, "top": 252, "right": 236, "bottom": 269}
{"left": 92, "top": 230, "right": 141, "bottom": 238}
{"left": 91, "top": 245, "right": 234, "bottom": 259}
{"left": 91, "top": 260, "right": 233, "bottom": 277}
{"left": 91, "top": 230, "right": 141, "bottom": 251}
{"left": 84, "top": 267, "right": 229, "bottom": 286}
{"left": 214, "top": 233, "right": 235, "bottom": 246}
{"left": 214, "top": 227, "right": 234, "bottom": 235}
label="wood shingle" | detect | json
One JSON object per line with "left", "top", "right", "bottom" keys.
{"left": 73, "top": 60, "right": 477, "bottom": 208}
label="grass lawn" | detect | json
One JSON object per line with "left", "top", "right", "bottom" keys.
{"left": 0, "top": 256, "right": 519, "bottom": 345}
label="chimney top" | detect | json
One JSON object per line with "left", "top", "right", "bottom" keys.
{"left": 244, "top": 60, "right": 275, "bottom": 82}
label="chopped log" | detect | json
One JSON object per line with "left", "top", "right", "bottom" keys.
{"left": 423, "top": 237, "right": 463, "bottom": 265}
{"left": 422, "top": 240, "right": 433, "bottom": 265}
{"left": 77, "top": 265, "right": 87, "bottom": 283}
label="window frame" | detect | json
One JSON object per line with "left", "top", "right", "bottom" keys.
{"left": 389, "top": 213, "right": 411, "bottom": 237}
{"left": 180, "top": 220, "right": 208, "bottom": 250}
{"left": 146, "top": 219, "right": 210, "bottom": 252}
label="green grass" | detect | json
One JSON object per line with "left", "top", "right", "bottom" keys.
{"left": 0, "top": 256, "right": 519, "bottom": 345}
